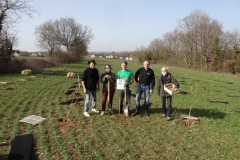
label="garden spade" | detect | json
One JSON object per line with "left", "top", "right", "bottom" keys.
{"left": 123, "top": 79, "right": 128, "bottom": 117}
{"left": 107, "top": 76, "right": 112, "bottom": 113}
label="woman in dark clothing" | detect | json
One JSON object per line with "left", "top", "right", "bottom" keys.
{"left": 100, "top": 64, "right": 116, "bottom": 115}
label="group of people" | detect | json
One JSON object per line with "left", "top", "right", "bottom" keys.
{"left": 81, "top": 59, "right": 179, "bottom": 121}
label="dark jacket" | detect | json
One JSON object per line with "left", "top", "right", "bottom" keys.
{"left": 157, "top": 72, "right": 179, "bottom": 97}
{"left": 82, "top": 67, "right": 99, "bottom": 90}
{"left": 135, "top": 67, "right": 155, "bottom": 90}
{"left": 100, "top": 72, "right": 116, "bottom": 92}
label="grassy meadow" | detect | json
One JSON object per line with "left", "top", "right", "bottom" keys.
{"left": 0, "top": 58, "right": 240, "bottom": 159}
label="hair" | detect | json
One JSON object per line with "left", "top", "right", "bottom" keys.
{"left": 162, "top": 66, "right": 169, "bottom": 71}
{"left": 121, "top": 60, "right": 128, "bottom": 65}
{"left": 105, "top": 64, "right": 112, "bottom": 69}
{"left": 143, "top": 60, "right": 150, "bottom": 64}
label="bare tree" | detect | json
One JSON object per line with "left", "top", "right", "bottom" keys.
{"left": 177, "top": 10, "right": 223, "bottom": 70}
{"left": 35, "top": 17, "right": 94, "bottom": 56}
{"left": 0, "top": 0, "right": 38, "bottom": 33}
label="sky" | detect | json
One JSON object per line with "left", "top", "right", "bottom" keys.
{"left": 15, "top": 0, "right": 240, "bottom": 52}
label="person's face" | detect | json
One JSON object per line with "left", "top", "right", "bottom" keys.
{"left": 161, "top": 68, "right": 168, "bottom": 75}
{"left": 89, "top": 62, "right": 95, "bottom": 68}
{"left": 121, "top": 63, "right": 127, "bottom": 70}
{"left": 143, "top": 61, "right": 150, "bottom": 69}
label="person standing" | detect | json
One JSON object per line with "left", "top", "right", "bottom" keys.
{"left": 157, "top": 67, "right": 179, "bottom": 121}
{"left": 117, "top": 61, "right": 134, "bottom": 115}
{"left": 100, "top": 64, "right": 116, "bottom": 115}
{"left": 132, "top": 60, "right": 155, "bottom": 116}
{"left": 81, "top": 60, "right": 100, "bottom": 117}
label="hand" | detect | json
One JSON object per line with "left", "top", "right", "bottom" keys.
{"left": 137, "top": 82, "right": 140, "bottom": 86}
{"left": 174, "top": 88, "right": 179, "bottom": 91}
{"left": 105, "top": 75, "right": 111, "bottom": 79}
{"left": 150, "top": 90, "right": 153, "bottom": 94}
{"left": 83, "top": 88, "right": 87, "bottom": 94}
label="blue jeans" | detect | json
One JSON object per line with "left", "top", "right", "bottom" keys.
{"left": 161, "top": 96, "right": 172, "bottom": 117}
{"left": 135, "top": 85, "right": 150, "bottom": 109}
{"left": 84, "top": 90, "right": 97, "bottom": 112}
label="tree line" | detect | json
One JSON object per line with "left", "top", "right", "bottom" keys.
{"left": 132, "top": 10, "right": 240, "bottom": 74}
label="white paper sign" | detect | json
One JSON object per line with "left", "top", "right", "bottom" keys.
{"left": 117, "top": 79, "right": 125, "bottom": 90}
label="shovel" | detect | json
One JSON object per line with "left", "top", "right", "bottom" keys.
{"left": 123, "top": 81, "right": 129, "bottom": 117}
{"left": 107, "top": 78, "right": 112, "bottom": 114}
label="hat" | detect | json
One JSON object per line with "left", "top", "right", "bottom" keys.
{"left": 88, "top": 60, "right": 96, "bottom": 65}
{"left": 121, "top": 60, "right": 128, "bottom": 65}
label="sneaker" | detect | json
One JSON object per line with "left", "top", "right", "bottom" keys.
{"left": 167, "top": 116, "right": 171, "bottom": 121}
{"left": 91, "top": 108, "right": 99, "bottom": 113}
{"left": 101, "top": 111, "right": 105, "bottom": 116}
{"left": 84, "top": 112, "right": 90, "bottom": 117}
{"left": 161, "top": 114, "right": 166, "bottom": 117}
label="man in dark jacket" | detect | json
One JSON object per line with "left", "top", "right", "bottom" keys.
{"left": 81, "top": 60, "right": 100, "bottom": 117}
{"left": 132, "top": 60, "right": 155, "bottom": 116}
{"left": 100, "top": 64, "right": 116, "bottom": 115}
{"left": 157, "top": 67, "right": 179, "bottom": 121}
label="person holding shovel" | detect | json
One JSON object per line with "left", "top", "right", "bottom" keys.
{"left": 100, "top": 64, "right": 116, "bottom": 115}
{"left": 157, "top": 67, "right": 179, "bottom": 121}
{"left": 81, "top": 60, "right": 100, "bottom": 117}
{"left": 117, "top": 60, "right": 134, "bottom": 116}
{"left": 132, "top": 60, "right": 155, "bottom": 116}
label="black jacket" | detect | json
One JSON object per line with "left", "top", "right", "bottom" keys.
{"left": 82, "top": 67, "right": 99, "bottom": 90}
{"left": 100, "top": 72, "right": 116, "bottom": 91}
{"left": 135, "top": 67, "right": 155, "bottom": 90}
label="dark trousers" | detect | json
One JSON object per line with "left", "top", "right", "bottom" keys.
{"left": 161, "top": 96, "right": 172, "bottom": 117}
{"left": 102, "top": 91, "right": 115, "bottom": 111}
{"left": 119, "top": 89, "right": 131, "bottom": 112}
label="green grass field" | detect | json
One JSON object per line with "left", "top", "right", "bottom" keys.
{"left": 1, "top": 59, "right": 240, "bottom": 159}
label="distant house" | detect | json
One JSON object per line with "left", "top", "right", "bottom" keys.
{"left": 106, "top": 55, "right": 113, "bottom": 59}
{"left": 37, "top": 52, "right": 44, "bottom": 57}
{"left": 125, "top": 56, "right": 133, "bottom": 61}
{"left": 90, "top": 54, "right": 96, "bottom": 58}
{"left": 13, "top": 52, "right": 20, "bottom": 57}
{"left": 31, "top": 53, "right": 37, "bottom": 57}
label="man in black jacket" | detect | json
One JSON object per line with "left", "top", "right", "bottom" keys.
{"left": 157, "top": 67, "right": 179, "bottom": 121}
{"left": 132, "top": 60, "right": 155, "bottom": 116}
{"left": 81, "top": 60, "right": 100, "bottom": 117}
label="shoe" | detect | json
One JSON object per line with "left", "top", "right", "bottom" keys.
{"left": 145, "top": 108, "right": 150, "bottom": 116}
{"left": 167, "top": 117, "right": 171, "bottom": 121}
{"left": 91, "top": 109, "right": 99, "bottom": 113}
{"left": 161, "top": 114, "right": 166, "bottom": 117}
{"left": 84, "top": 112, "right": 90, "bottom": 117}
{"left": 131, "top": 106, "right": 140, "bottom": 116}
{"left": 101, "top": 111, "right": 105, "bottom": 115}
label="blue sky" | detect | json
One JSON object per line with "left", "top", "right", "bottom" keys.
{"left": 16, "top": 0, "right": 240, "bottom": 52}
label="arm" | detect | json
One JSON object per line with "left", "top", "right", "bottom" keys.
{"left": 96, "top": 70, "right": 100, "bottom": 92}
{"left": 171, "top": 75, "right": 179, "bottom": 89}
{"left": 81, "top": 81, "right": 87, "bottom": 94}
{"left": 135, "top": 69, "right": 140, "bottom": 83}
{"left": 81, "top": 70, "right": 87, "bottom": 94}
{"left": 101, "top": 73, "right": 106, "bottom": 83}
{"left": 150, "top": 71, "right": 155, "bottom": 94}
{"left": 157, "top": 78, "right": 161, "bottom": 97}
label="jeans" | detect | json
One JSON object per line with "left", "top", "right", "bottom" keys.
{"left": 161, "top": 96, "right": 172, "bottom": 117}
{"left": 84, "top": 89, "right": 97, "bottom": 112}
{"left": 135, "top": 85, "right": 150, "bottom": 109}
